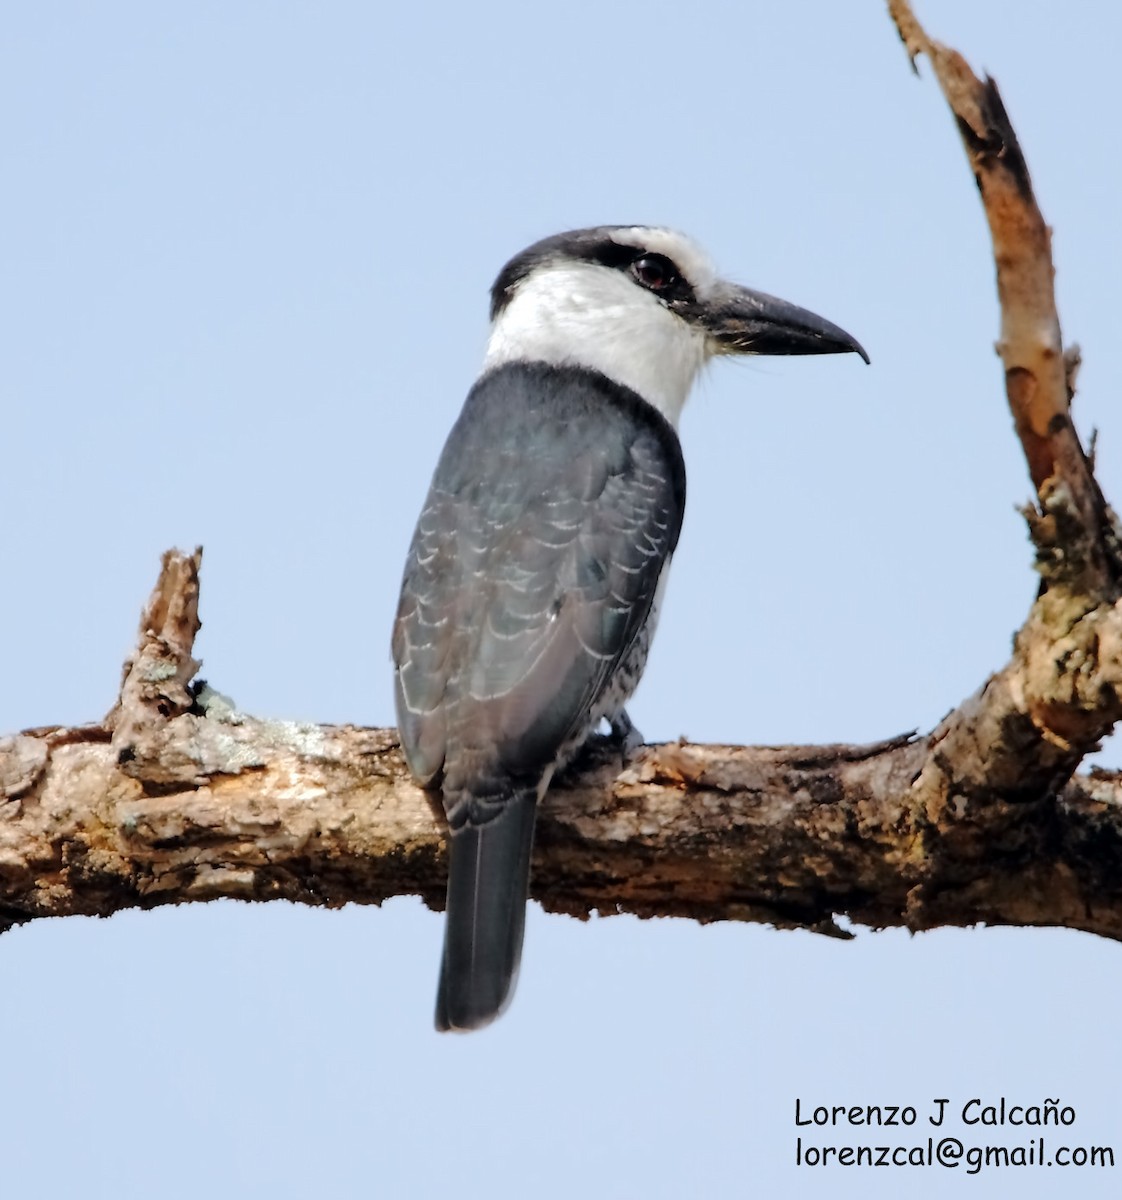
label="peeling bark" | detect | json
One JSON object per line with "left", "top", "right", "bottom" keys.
{"left": 3, "top": 6, "right": 1122, "bottom": 949}
{"left": 2, "top": 541, "right": 1122, "bottom": 943}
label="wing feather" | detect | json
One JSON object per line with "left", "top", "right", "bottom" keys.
{"left": 393, "top": 362, "right": 685, "bottom": 793}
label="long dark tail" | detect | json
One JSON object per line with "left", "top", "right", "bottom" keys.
{"left": 436, "top": 786, "right": 538, "bottom": 1032}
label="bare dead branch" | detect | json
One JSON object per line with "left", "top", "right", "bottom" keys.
{"left": 889, "top": 0, "right": 1122, "bottom": 592}
{"left": 2, "top": 9, "right": 1122, "bottom": 951}
{"left": 2, "top": 549, "right": 1122, "bottom": 942}
{"left": 886, "top": 0, "right": 1122, "bottom": 827}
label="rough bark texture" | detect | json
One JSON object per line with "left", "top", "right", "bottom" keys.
{"left": 3, "top": 3, "right": 1122, "bottom": 945}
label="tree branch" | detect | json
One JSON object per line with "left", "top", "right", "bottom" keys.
{"left": 3, "top": 5, "right": 1122, "bottom": 945}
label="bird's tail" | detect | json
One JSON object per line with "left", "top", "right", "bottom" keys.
{"left": 436, "top": 785, "right": 538, "bottom": 1032}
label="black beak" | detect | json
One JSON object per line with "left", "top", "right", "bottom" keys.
{"left": 703, "top": 283, "right": 869, "bottom": 363}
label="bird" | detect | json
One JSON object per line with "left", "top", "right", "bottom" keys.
{"left": 392, "top": 225, "right": 868, "bottom": 1031}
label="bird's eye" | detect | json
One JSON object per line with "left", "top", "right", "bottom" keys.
{"left": 631, "top": 254, "right": 678, "bottom": 291}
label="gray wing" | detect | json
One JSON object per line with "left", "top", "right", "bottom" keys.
{"left": 392, "top": 363, "right": 685, "bottom": 799}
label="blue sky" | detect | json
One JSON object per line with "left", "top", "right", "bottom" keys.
{"left": 3, "top": 3, "right": 1120, "bottom": 1197}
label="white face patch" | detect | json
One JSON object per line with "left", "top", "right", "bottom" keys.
{"left": 483, "top": 227, "right": 719, "bottom": 428}
{"left": 607, "top": 227, "right": 719, "bottom": 298}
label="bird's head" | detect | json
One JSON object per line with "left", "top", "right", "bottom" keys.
{"left": 483, "top": 225, "right": 868, "bottom": 427}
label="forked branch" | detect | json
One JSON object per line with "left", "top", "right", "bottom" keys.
{"left": 2, "top": 4, "right": 1122, "bottom": 944}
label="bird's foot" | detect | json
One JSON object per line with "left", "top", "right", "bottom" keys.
{"left": 608, "top": 709, "right": 645, "bottom": 756}
{"left": 559, "top": 710, "right": 646, "bottom": 780}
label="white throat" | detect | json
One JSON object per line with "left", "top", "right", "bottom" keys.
{"left": 482, "top": 261, "right": 710, "bottom": 428}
